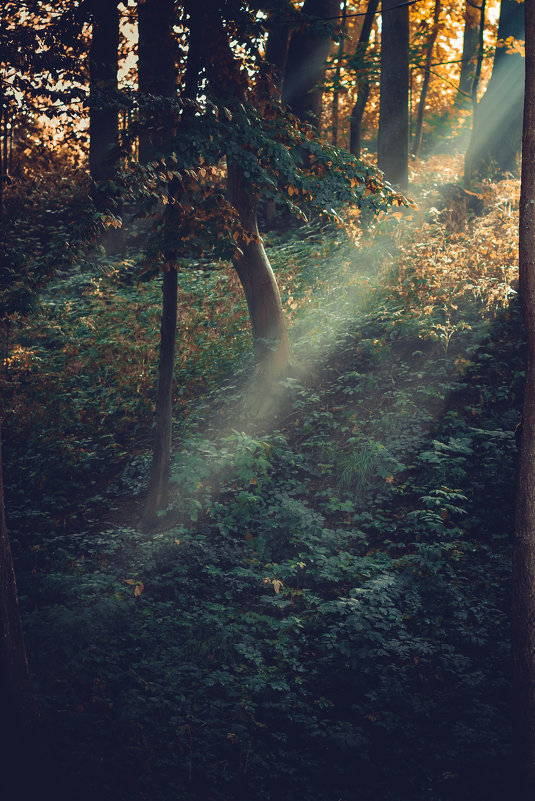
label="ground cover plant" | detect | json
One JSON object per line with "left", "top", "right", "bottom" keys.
{"left": 3, "top": 153, "right": 520, "bottom": 800}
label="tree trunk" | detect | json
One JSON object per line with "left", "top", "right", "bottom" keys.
{"left": 140, "top": 267, "right": 178, "bottom": 528}
{"left": 412, "top": 0, "right": 441, "bottom": 158}
{"left": 139, "top": 0, "right": 179, "bottom": 529}
{"left": 137, "top": 0, "right": 177, "bottom": 164}
{"left": 465, "top": 0, "right": 525, "bottom": 179}
{"left": 89, "top": 0, "right": 123, "bottom": 253}
{"left": 89, "top": 0, "right": 119, "bottom": 185}
{"left": 331, "top": 0, "right": 347, "bottom": 146}
{"left": 377, "top": 0, "right": 409, "bottom": 187}
{"left": 227, "top": 164, "right": 290, "bottom": 377}
{"left": 282, "top": 0, "right": 339, "bottom": 129}
{"left": 455, "top": 0, "right": 481, "bottom": 109}
{"left": 349, "top": 0, "right": 379, "bottom": 158}
{"left": 513, "top": 4, "right": 535, "bottom": 796}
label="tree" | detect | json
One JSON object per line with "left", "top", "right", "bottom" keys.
{"left": 282, "top": 0, "right": 339, "bottom": 129}
{"left": 139, "top": 0, "right": 179, "bottom": 529}
{"left": 466, "top": 0, "right": 525, "bottom": 179}
{"left": 513, "top": 2, "right": 535, "bottom": 796}
{"left": 88, "top": 0, "right": 119, "bottom": 187}
{"left": 412, "top": 0, "right": 441, "bottom": 158}
{"left": 377, "top": 0, "right": 409, "bottom": 187}
{"left": 455, "top": 0, "right": 481, "bottom": 109}
{"left": 349, "top": 0, "right": 379, "bottom": 158}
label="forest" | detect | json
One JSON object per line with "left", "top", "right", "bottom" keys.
{"left": 0, "top": 0, "right": 533, "bottom": 799}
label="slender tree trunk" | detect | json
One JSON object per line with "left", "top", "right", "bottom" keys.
{"left": 89, "top": 0, "right": 123, "bottom": 253}
{"left": 377, "top": 0, "right": 409, "bottom": 187}
{"left": 464, "top": 0, "right": 487, "bottom": 189}
{"left": 349, "top": 0, "right": 380, "bottom": 157}
{"left": 137, "top": 0, "right": 176, "bottom": 164}
{"left": 141, "top": 267, "right": 178, "bottom": 526}
{"left": 513, "top": 3, "right": 535, "bottom": 795}
{"left": 455, "top": 0, "right": 481, "bottom": 109}
{"left": 139, "top": 0, "right": 179, "bottom": 530}
{"left": 412, "top": 0, "right": 441, "bottom": 158}
{"left": 331, "top": 0, "right": 347, "bottom": 146}
{"left": 89, "top": 0, "right": 119, "bottom": 185}
{"left": 282, "top": 0, "right": 339, "bottom": 129}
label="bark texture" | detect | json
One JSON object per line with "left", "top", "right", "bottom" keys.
{"left": 377, "top": 0, "right": 409, "bottom": 187}
{"left": 513, "top": 3, "right": 535, "bottom": 795}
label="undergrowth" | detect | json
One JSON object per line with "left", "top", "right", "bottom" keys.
{"left": 5, "top": 156, "right": 521, "bottom": 801}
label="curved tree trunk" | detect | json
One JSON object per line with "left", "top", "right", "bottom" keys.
{"left": 206, "top": 9, "right": 291, "bottom": 385}
{"left": 377, "top": 0, "right": 409, "bottom": 187}
{"left": 412, "top": 0, "right": 441, "bottom": 158}
{"left": 227, "top": 164, "right": 290, "bottom": 377}
{"left": 349, "top": 0, "right": 379, "bottom": 158}
{"left": 513, "top": 1, "right": 535, "bottom": 795}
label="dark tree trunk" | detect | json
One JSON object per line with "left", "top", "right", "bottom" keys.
{"left": 455, "top": 0, "right": 481, "bottom": 109}
{"left": 141, "top": 267, "right": 178, "bottom": 526}
{"left": 466, "top": 0, "right": 525, "bottom": 179}
{"left": 282, "top": 0, "right": 339, "bottom": 129}
{"left": 349, "top": 0, "right": 379, "bottom": 158}
{"left": 412, "top": 0, "right": 441, "bottom": 158}
{"left": 513, "top": 2, "right": 535, "bottom": 795}
{"left": 377, "top": 0, "right": 409, "bottom": 187}
{"left": 331, "top": 0, "right": 347, "bottom": 146}
{"left": 89, "top": 0, "right": 123, "bottom": 253}
{"left": 89, "top": 0, "right": 119, "bottom": 185}
{"left": 137, "top": 0, "right": 177, "bottom": 164}
{"left": 265, "top": 2, "right": 293, "bottom": 96}
{"left": 139, "top": 0, "right": 179, "bottom": 529}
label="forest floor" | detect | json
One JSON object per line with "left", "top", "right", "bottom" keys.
{"left": 5, "top": 151, "right": 522, "bottom": 801}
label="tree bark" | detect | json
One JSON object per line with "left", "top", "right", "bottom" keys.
{"left": 377, "top": 0, "right": 409, "bottom": 187}
{"left": 465, "top": 0, "right": 525, "bottom": 179}
{"left": 203, "top": 9, "right": 291, "bottom": 381}
{"left": 281, "top": 0, "right": 339, "bottom": 129}
{"left": 331, "top": 0, "right": 347, "bottom": 146}
{"left": 138, "top": 0, "right": 177, "bottom": 164}
{"left": 139, "top": 0, "right": 179, "bottom": 529}
{"left": 455, "top": 0, "right": 481, "bottom": 109}
{"left": 349, "top": 0, "right": 379, "bottom": 158}
{"left": 89, "top": 0, "right": 119, "bottom": 185}
{"left": 412, "top": 0, "right": 441, "bottom": 158}
{"left": 513, "top": 4, "right": 535, "bottom": 796}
